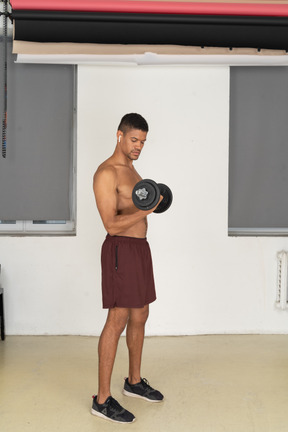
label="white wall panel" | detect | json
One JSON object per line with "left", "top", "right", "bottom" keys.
{"left": 1, "top": 65, "right": 288, "bottom": 335}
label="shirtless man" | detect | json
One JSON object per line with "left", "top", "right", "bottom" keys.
{"left": 92, "top": 113, "right": 164, "bottom": 424}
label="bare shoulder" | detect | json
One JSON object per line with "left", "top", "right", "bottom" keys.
{"left": 93, "top": 159, "right": 117, "bottom": 189}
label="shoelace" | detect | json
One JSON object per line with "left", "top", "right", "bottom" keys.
{"left": 108, "top": 397, "right": 123, "bottom": 412}
{"left": 92, "top": 395, "right": 123, "bottom": 411}
{"left": 141, "top": 378, "right": 153, "bottom": 389}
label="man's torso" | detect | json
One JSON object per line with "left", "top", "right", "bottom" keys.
{"left": 97, "top": 158, "right": 148, "bottom": 238}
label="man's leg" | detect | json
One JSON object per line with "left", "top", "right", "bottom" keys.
{"left": 123, "top": 304, "right": 164, "bottom": 403}
{"left": 126, "top": 305, "right": 149, "bottom": 385}
{"left": 97, "top": 307, "right": 129, "bottom": 404}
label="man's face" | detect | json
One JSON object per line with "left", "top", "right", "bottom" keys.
{"left": 120, "top": 129, "right": 147, "bottom": 161}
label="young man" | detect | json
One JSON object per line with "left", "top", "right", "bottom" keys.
{"left": 92, "top": 113, "right": 164, "bottom": 424}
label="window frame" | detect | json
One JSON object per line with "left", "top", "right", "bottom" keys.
{"left": 0, "top": 66, "right": 77, "bottom": 236}
{"left": 228, "top": 66, "right": 288, "bottom": 237}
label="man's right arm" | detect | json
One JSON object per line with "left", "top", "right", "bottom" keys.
{"left": 93, "top": 167, "right": 159, "bottom": 236}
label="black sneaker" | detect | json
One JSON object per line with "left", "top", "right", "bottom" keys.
{"left": 91, "top": 395, "right": 135, "bottom": 424}
{"left": 123, "top": 378, "right": 164, "bottom": 403}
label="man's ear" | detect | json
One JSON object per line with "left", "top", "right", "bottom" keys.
{"left": 117, "top": 131, "right": 123, "bottom": 143}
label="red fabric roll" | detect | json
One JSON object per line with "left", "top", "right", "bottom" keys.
{"left": 9, "top": 0, "right": 288, "bottom": 17}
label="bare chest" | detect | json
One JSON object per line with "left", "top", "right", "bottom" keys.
{"left": 116, "top": 168, "right": 142, "bottom": 211}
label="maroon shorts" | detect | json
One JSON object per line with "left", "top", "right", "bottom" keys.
{"left": 101, "top": 234, "right": 156, "bottom": 309}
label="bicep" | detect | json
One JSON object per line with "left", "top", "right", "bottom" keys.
{"left": 93, "top": 170, "right": 117, "bottom": 230}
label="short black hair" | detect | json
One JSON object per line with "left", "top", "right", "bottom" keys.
{"left": 118, "top": 113, "right": 149, "bottom": 134}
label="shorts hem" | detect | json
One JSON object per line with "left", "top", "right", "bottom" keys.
{"left": 103, "top": 298, "right": 156, "bottom": 309}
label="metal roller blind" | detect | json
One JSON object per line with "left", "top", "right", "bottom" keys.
{"left": 0, "top": 39, "right": 74, "bottom": 221}
{"left": 229, "top": 66, "right": 288, "bottom": 235}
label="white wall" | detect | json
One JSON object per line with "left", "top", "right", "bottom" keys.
{"left": 1, "top": 64, "right": 288, "bottom": 335}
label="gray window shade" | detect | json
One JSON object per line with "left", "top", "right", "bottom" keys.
{"left": 229, "top": 66, "right": 288, "bottom": 235}
{"left": 0, "top": 40, "right": 74, "bottom": 220}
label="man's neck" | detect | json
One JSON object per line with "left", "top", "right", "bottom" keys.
{"left": 112, "top": 148, "right": 134, "bottom": 168}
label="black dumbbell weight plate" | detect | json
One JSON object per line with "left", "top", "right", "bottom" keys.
{"left": 154, "top": 183, "right": 173, "bottom": 213}
{"left": 132, "top": 179, "right": 160, "bottom": 211}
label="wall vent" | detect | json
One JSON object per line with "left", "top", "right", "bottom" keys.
{"left": 276, "top": 251, "right": 288, "bottom": 310}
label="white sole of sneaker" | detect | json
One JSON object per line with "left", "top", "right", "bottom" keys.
{"left": 91, "top": 408, "right": 136, "bottom": 424}
{"left": 122, "top": 389, "right": 164, "bottom": 403}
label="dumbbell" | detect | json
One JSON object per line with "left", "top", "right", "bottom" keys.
{"left": 132, "top": 179, "right": 173, "bottom": 213}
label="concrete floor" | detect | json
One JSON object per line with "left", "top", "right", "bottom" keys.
{"left": 1, "top": 335, "right": 288, "bottom": 432}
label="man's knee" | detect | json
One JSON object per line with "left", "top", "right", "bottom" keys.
{"left": 106, "top": 307, "right": 129, "bottom": 334}
{"left": 129, "top": 305, "right": 149, "bottom": 326}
